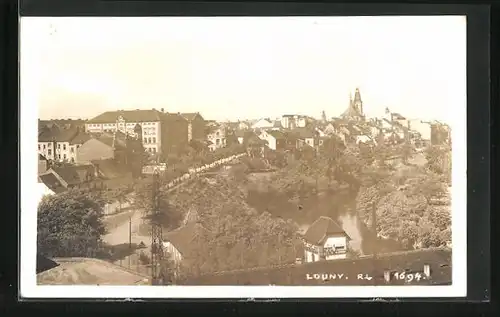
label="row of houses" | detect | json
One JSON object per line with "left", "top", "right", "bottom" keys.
{"left": 223, "top": 88, "right": 450, "bottom": 151}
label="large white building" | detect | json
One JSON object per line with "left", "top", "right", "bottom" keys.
{"left": 85, "top": 109, "right": 163, "bottom": 155}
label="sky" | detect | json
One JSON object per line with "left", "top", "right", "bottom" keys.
{"left": 21, "top": 16, "right": 466, "bottom": 123}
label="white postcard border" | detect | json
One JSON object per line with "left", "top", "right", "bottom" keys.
{"left": 20, "top": 16, "right": 467, "bottom": 298}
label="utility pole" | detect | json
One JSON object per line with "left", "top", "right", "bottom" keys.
{"left": 149, "top": 169, "right": 163, "bottom": 285}
{"left": 129, "top": 216, "right": 132, "bottom": 249}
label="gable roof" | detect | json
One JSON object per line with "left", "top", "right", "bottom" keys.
{"left": 163, "top": 223, "right": 210, "bottom": 256}
{"left": 51, "top": 165, "right": 94, "bottom": 186}
{"left": 38, "top": 173, "right": 66, "bottom": 193}
{"left": 303, "top": 216, "right": 348, "bottom": 245}
{"left": 69, "top": 131, "right": 92, "bottom": 145}
{"left": 267, "top": 130, "right": 287, "bottom": 140}
{"left": 88, "top": 110, "right": 162, "bottom": 124}
{"left": 92, "top": 159, "right": 130, "bottom": 179}
{"left": 290, "top": 127, "right": 316, "bottom": 139}
{"left": 38, "top": 126, "right": 80, "bottom": 143}
{"left": 180, "top": 112, "right": 203, "bottom": 121}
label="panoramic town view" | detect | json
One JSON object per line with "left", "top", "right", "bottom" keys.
{"left": 28, "top": 17, "right": 460, "bottom": 287}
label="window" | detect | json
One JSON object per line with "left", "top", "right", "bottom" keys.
{"left": 71, "top": 158, "right": 74, "bottom": 163}
{"left": 63, "top": 144, "right": 66, "bottom": 151}
{"left": 38, "top": 144, "right": 40, "bottom": 150}
{"left": 148, "top": 137, "right": 152, "bottom": 144}
{"left": 71, "top": 147, "right": 74, "bottom": 153}
{"left": 58, "top": 144, "right": 61, "bottom": 149}
{"left": 63, "top": 154, "right": 67, "bottom": 160}
{"left": 216, "top": 131, "right": 220, "bottom": 136}
{"left": 152, "top": 137, "right": 156, "bottom": 144}
{"left": 48, "top": 149, "right": 52, "bottom": 156}
{"left": 48, "top": 143, "right": 51, "bottom": 148}
{"left": 216, "top": 139, "right": 220, "bottom": 145}
{"left": 43, "top": 144, "right": 46, "bottom": 149}
{"left": 152, "top": 147, "right": 156, "bottom": 153}
{"left": 58, "top": 154, "right": 61, "bottom": 159}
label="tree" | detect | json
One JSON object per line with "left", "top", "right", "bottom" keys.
{"left": 37, "top": 189, "right": 107, "bottom": 258}
{"left": 134, "top": 177, "right": 183, "bottom": 231}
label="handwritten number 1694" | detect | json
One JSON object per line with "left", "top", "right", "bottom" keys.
{"left": 393, "top": 272, "right": 423, "bottom": 282}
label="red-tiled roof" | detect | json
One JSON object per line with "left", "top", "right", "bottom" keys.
{"left": 88, "top": 110, "right": 162, "bottom": 123}
{"left": 303, "top": 216, "right": 348, "bottom": 245}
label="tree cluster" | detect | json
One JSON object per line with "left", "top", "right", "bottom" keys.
{"left": 37, "top": 189, "right": 107, "bottom": 258}
{"left": 162, "top": 176, "right": 299, "bottom": 275}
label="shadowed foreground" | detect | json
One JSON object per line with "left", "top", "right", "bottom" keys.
{"left": 184, "top": 248, "right": 451, "bottom": 286}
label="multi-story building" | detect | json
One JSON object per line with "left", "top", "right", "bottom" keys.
{"left": 180, "top": 112, "right": 206, "bottom": 142}
{"left": 86, "top": 109, "right": 164, "bottom": 155}
{"left": 86, "top": 109, "right": 204, "bottom": 160}
{"left": 206, "top": 121, "right": 227, "bottom": 152}
{"left": 38, "top": 125, "right": 90, "bottom": 163}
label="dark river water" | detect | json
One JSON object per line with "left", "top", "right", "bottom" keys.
{"left": 245, "top": 172, "right": 405, "bottom": 256}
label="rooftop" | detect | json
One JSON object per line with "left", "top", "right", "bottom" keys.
{"left": 37, "top": 257, "right": 150, "bottom": 285}
{"left": 163, "top": 223, "right": 210, "bottom": 257}
{"left": 180, "top": 112, "right": 202, "bottom": 121}
{"left": 303, "top": 216, "right": 349, "bottom": 245}
{"left": 50, "top": 165, "right": 94, "bottom": 186}
{"left": 186, "top": 248, "right": 452, "bottom": 285}
{"left": 88, "top": 109, "right": 162, "bottom": 124}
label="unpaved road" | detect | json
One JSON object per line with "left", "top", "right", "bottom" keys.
{"left": 102, "top": 208, "right": 151, "bottom": 247}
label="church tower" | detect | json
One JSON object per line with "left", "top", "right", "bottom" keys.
{"left": 341, "top": 88, "right": 365, "bottom": 121}
{"left": 353, "top": 88, "right": 364, "bottom": 117}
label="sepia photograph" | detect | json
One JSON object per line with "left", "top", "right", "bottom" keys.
{"left": 20, "top": 16, "right": 466, "bottom": 298}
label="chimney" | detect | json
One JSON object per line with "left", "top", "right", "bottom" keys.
{"left": 423, "top": 264, "right": 431, "bottom": 278}
{"left": 161, "top": 108, "right": 164, "bottom": 113}
{"left": 383, "top": 270, "right": 391, "bottom": 283}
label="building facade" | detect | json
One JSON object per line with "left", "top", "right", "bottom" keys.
{"left": 302, "top": 216, "right": 350, "bottom": 263}
{"left": 181, "top": 112, "right": 206, "bottom": 142}
{"left": 86, "top": 109, "right": 163, "bottom": 155}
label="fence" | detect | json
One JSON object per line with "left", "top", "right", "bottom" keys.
{"left": 113, "top": 251, "right": 152, "bottom": 277}
{"left": 162, "top": 153, "right": 247, "bottom": 191}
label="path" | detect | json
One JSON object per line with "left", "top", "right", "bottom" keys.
{"left": 102, "top": 208, "right": 151, "bottom": 246}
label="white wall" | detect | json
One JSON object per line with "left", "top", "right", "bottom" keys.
{"left": 323, "top": 235, "right": 348, "bottom": 261}
{"left": 408, "top": 119, "right": 432, "bottom": 140}
{"left": 163, "top": 241, "right": 183, "bottom": 264}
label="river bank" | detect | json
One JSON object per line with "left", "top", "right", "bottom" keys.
{"left": 245, "top": 171, "right": 406, "bottom": 256}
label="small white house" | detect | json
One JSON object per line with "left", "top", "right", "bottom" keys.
{"left": 162, "top": 223, "right": 208, "bottom": 267}
{"left": 302, "top": 216, "right": 351, "bottom": 263}
{"left": 258, "top": 130, "right": 286, "bottom": 151}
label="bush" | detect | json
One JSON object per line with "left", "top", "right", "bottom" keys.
{"left": 139, "top": 251, "right": 151, "bottom": 265}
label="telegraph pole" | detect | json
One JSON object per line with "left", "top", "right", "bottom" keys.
{"left": 149, "top": 169, "right": 164, "bottom": 285}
